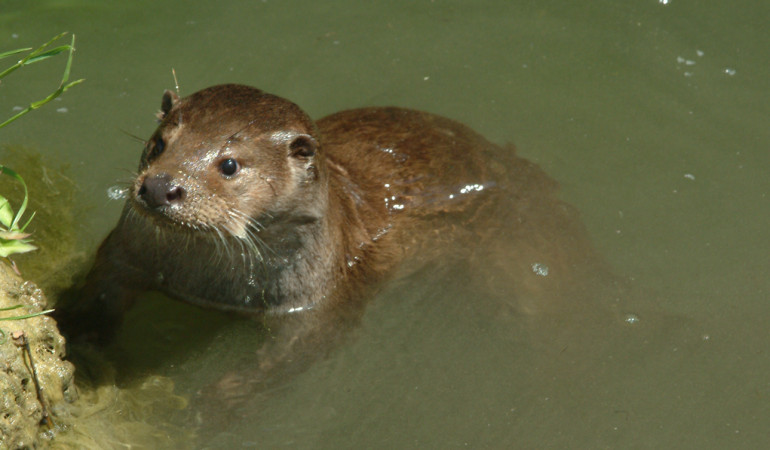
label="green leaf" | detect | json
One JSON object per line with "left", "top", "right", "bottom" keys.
{"left": 23, "top": 77, "right": 85, "bottom": 111}
{"left": 0, "top": 33, "right": 68, "bottom": 79}
{"left": 19, "top": 211, "right": 35, "bottom": 232}
{"left": 0, "top": 165, "right": 29, "bottom": 230}
{"left": 0, "top": 305, "right": 24, "bottom": 312}
{"left": 0, "top": 108, "right": 29, "bottom": 129}
{"left": 61, "top": 34, "right": 76, "bottom": 85}
{"left": 0, "top": 197, "right": 13, "bottom": 228}
{"left": 0, "top": 32, "right": 83, "bottom": 129}
{"left": 0, "top": 230, "right": 31, "bottom": 240}
{"left": 62, "top": 78, "right": 86, "bottom": 92}
{"left": 0, "top": 47, "right": 32, "bottom": 59}
{"left": 0, "top": 308, "right": 55, "bottom": 321}
{"left": 0, "top": 240, "right": 37, "bottom": 257}
{"left": 25, "top": 32, "right": 68, "bottom": 60}
{"left": 23, "top": 45, "right": 71, "bottom": 65}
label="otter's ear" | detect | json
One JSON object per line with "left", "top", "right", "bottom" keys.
{"left": 158, "top": 89, "right": 180, "bottom": 120}
{"left": 288, "top": 134, "right": 317, "bottom": 159}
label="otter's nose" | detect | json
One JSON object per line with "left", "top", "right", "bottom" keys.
{"left": 138, "top": 173, "right": 185, "bottom": 209}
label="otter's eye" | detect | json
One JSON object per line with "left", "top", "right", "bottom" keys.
{"left": 146, "top": 135, "right": 165, "bottom": 162}
{"left": 219, "top": 158, "right": 240, "bottom": 177}
{"left": 154, "top": 136, "right": 165, "bottom": 153}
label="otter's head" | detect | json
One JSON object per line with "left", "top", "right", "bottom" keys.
{"left": 132, "top": 84, "right": 323, "bottom": 238}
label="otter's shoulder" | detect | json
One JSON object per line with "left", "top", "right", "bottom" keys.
{"left": 319, "top": 107, "right": 496, "bottom": 189}
{"left": 313, "top": 108, "right": 509, "bottom": 235}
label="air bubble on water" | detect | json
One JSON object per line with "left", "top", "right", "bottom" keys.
{"left": 107, "top": 185, "right": 128, "bottom": 200}
{"left": 531, "top": 263, "right": 549, "bottom": 277}
{"left": 624, "top": 313, "right": 640, "bottom": 325}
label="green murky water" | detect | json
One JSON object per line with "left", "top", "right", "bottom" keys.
{"left": 1, "top": 0, "right": 768, "bottom": 448}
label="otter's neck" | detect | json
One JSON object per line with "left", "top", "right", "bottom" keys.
{"left": 253, "top": 174, "right": 342, "bottom": 313}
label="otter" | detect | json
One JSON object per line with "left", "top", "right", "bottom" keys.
{"left": 60, "top": 84, "right": 605, "bottom": 394}
{"left": 67, "top": 83, "right": 500, "bottom": 329}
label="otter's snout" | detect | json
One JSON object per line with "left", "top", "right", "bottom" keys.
{"left": 138, "top": 173, "right": 185, "bottom": 209}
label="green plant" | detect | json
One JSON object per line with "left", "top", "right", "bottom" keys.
{"left": 0, "top": 32, "right": 84, "bottom": 325}
{"left": 0, "top": 165, "right": 36, "bottom": 257}
{"left": 0, "top": 32, "right": 84, "bottom": 257}
{"left": 0, "top": 168, "right": 49, "bottom": 344}
{"left": 0, "top": 32, "right": 85, "bottom": 129}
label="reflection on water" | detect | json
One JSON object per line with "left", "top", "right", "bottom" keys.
{"left": 1, "top": 0, "right": 768, "bottom": 447}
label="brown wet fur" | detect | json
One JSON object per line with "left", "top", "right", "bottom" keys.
{"left": 57, "top": 84, "right": 614, "bottom": 431}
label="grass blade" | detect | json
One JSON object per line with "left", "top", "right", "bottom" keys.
{"left": 0, "top": 47, "right": 32, "bottom": 59}
{"left": 24, "top": 45, "right": 71, "bottom": 65}
{"left": 0, "top": 32, "right": 68, "bottom": 80}
{"left": 0, "top": 33, "right": 84, "bottom": 130}
{"left": 0, "top": 166, "right": 29, "bottom": 229}
{"left": 0, "top": 309, "right": 55, "bottom": 321}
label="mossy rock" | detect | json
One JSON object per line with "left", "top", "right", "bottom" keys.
{"left": 0, "top": 262, "right": 76, "bottom": 448}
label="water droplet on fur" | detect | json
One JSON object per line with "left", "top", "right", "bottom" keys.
{"left": 346, "top": 255, "right": 361, "bottom": 268}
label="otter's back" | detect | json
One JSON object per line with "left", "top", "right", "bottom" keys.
{"left": 318, "top": 107, "right": 501, "bottom": 220}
